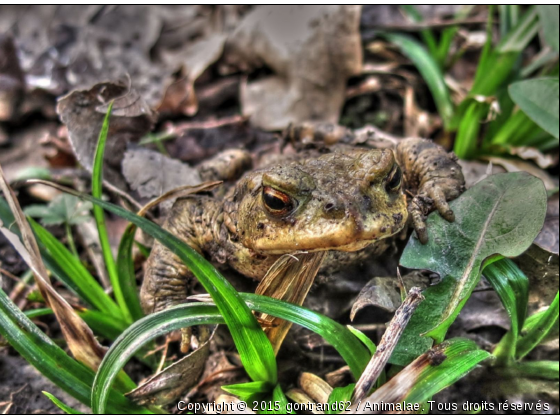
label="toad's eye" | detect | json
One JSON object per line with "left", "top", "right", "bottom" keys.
{"left": 263, "top": 186, "right": 294, "bottom": 216}
{"left": 385, "top": 165, "right": 402, "bottom": 192}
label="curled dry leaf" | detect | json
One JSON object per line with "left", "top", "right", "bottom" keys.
{"left": 225, "top": 5, "right": 363, "bottom": 130}
{"left": 57, "top": 81, "right": 156, "bottom": 189}
{"left": 0, "top": 163, "right": 106, "bottom": 371}
{"left": 128, "top": 327, "right": 216, "bottom": 406}
{"left": 351, "top": 272, "right": 431, "bottom": 319}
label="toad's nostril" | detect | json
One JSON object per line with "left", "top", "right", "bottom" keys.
{"left": 324, "top": 202, "right": 335, "bottom": 211}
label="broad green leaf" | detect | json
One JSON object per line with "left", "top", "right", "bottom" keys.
{"left": 0, "top": 288, "right": 150, "bottom": 414}
{"left": 29, "top": 218, "right": 124, "bottom": 322}
{"left": 395, "top": 173, "right": 547, "bottom": 364}
{"left": 92, "top": 295, "right": 371, "bottom": 414}
{"left": 483, "top": 258, "right": 529, "bottom": 364}
{"left": 509, "top": 78, "right": 559, "bottom": 139}
{"left": 537, "top": 5, "right": 559, "bottom": 52}
{"left": 370, "top": 338, "right": 491, "bottom": 406}
{"left": 43, "top": 392, "right": 84, "bottom": 414}
{"left": 381, "top": 33, "right": 454, "bottom": 128}
{"left": 326, "top": 384, "right": 355, "bottom": 414}
{"left": 36, "top": 181, "right": 278, "bottom": 396}
{"left": 516, "top": 291, "right": 559, "bottom": 359}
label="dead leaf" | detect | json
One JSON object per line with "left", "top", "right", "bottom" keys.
{"left": 534, "top": 192, "right": 559, "bottom": 255}
{"left": 255, "top": 251, "right": 326, "bottom": 354}
{"left": 351, "top": 272, "right": 431, "bottom": 320}
{"left": 57, "top": 81, "right": 156, "bottom": 189}
{"left": 224, "top": 5, "right": 362, "bottom": 130}
{"left": 515, "top": 244, "right": 559, "bottom": 316}
{"left": 458, "top": 159, "right": 506, "bottom": 189}
{"left": 128, "top": 327, "right": 216, "bottom": 406}
{"left": 487, "top": 156, "right": 558, "bottom": 190}
{"left": 0, "top": 34, "right": 25, "bottom": 121}
{"left": 0, "top": 163, "right": 106, "bottom": 371}
{"left": 158, "top": 34, "right": 227, "bottom": 116}
{"left": 121, "top": 147, "right": 202, "bottom": 210}
{"left": 509, "top": 146, "right": 557, "bottom": 169}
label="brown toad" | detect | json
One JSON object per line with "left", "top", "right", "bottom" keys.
{"left": 140, "top": 123, "right": 465, "bottom": 326}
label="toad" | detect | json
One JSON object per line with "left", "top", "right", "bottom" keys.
{"left": 140, "top": 122, "right": 465, "bottom": 344}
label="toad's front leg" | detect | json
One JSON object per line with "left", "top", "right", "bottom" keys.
{"left": 396, "top": 138, "right": 465, "bottom": 244}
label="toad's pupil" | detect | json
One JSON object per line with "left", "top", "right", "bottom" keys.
{"left": 386, "top": 166, "right": 402, "bottom": 191}
{"left": 263, "top": 187, "right": 291, "bottom": 211}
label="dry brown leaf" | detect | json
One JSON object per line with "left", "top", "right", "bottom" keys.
{"left": 121, "top": 147, "right": 202, "bottom": 211}
{"left": 534, "top": 192, "right": 559, "bottom": 255}
{"left": 57, "top": 81, "right": 156, "bottom": 189}
{"left": 158, "top": 34, "right": 227, "bottom": 116}
{"left": 350, "top": 272, "right": 431, "bottom": 320}
{"left": 0, "top": 163, "right": 106, "bottom": 371}
{"left": 487, "top": 157, "right": 558, "bottom": 190}
{"left": 255, "top": 251, "right": 326, "bottom": 354}
{"left": 509, "top": 146, "right": 557, "bottom": 169}
{"left": 225, "top": 5, "right": 363, "bottom": 130}
{"left": 128, "top": 327, "right": 216, "bottom": 406}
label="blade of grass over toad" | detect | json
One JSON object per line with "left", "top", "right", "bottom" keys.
{"left": 381, "top": 33, "right": 454, "bottom": 129}
{"left": 516, "top": 291, "right": 559, "bottom": 360}
{"left": 42, "top": 392, "right": 84, "bottom": 414}
{"left": 116, "top": 223, "right": 145, "bottom": 322}
{"left": 29, "top": 182, "right": 278, "bottom": 390}
{"left": 0, "top": 288, "right": 151, "bottom": 414}
{"left": 92, "top": 296, "right": 371, "bottom": 414}
{"left": 29, "top": 218, "right": 124, "bottom": 321}
{"left": 91, "top": 102, "right": 132, "bottom": 324}
{"left": 483, "top": 258, "right": 528, "bottom": 364}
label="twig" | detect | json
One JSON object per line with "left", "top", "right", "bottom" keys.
{"left": 351, "top": 287, "right": 424, "bottom": 404}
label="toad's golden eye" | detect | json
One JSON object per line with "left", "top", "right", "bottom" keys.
{"left": 385, "top": 165, "right": 402, "bottom": 192}
{"left": 262, "top": 186, "right": 294, "bottom": 216}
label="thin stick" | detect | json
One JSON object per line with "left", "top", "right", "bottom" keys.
{"left": 351, "top": 287, "right": 424, "bottom": 404}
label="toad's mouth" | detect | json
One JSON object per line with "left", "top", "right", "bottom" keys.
{"left": 245, "top": 215, "right": 407, "bottom": 255}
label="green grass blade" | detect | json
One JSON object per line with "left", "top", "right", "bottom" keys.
{"left": 91, "top": 102, "right": 131, "bottom": 324}
{"left": 43, "top": 392, "right": 84, "bottom": 414}
{"left": 516, "top": 291, "right": 559, "bottom": 359}
{"left": 0, "top": 288, "right": 150, "bottom": 413}
{"left": 92, "top": 295, "right": 371, "bottom": 413}
{"left": 494, "top": 360, "right": 559, "bottom": 381}
{"left": 29, "top": 218, "right": 123, "bottom": 320}
{"left": 483, "top": 259, "right": 528, "bottom": 364}
{"left": 497, "top": 6, "right": 539, "bottom": 53}
{"left": 382, "top": 33, "right": 454, "bottom": 129}
{"left": 116, "top": 223, "right": 145, "bottom": 322}
{"left": 453, "top": 101, "right": 487, "bottom": 158}
{"left": 399, "top": 5, "right": 439, "bottom": 60}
